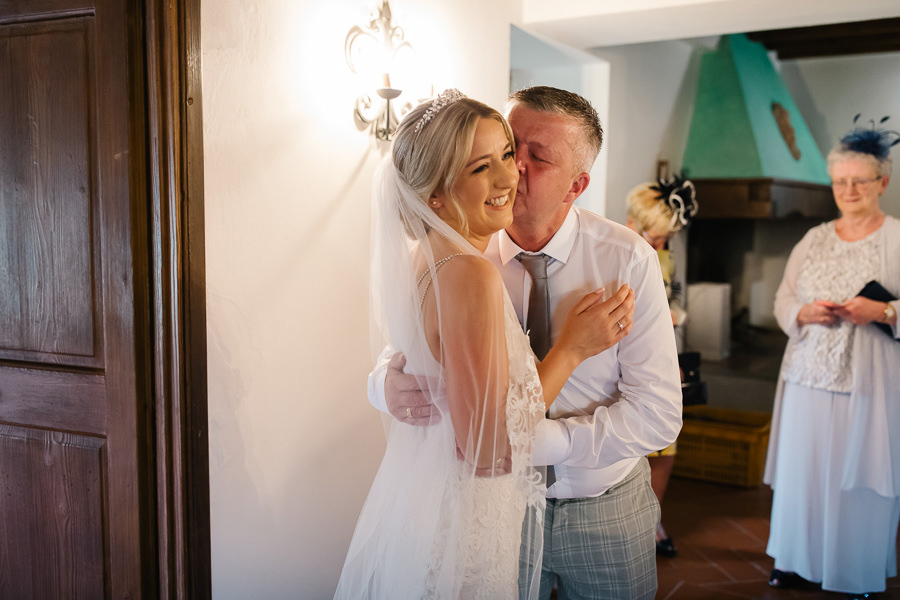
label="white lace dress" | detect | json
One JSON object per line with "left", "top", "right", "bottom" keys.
{"left": 451, "top": 291, "right": 546, "bottom": 599}
{"left": 335, "top": 287, "right": 546, "bottom": 600}
{"left": 765, "top": 220, "right": 900, "bottom": 594}
{"left": 779, "top": 221, "right": 880, "bottom": 392}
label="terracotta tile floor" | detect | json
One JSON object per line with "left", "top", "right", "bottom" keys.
{"left": 656, "top": 476, "right": 900, "bottom": 599}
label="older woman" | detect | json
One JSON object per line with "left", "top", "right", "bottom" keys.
{"left": 764, "top": 119, "right": 900, "bottom": 598}
{"left": 625, "top": 176, "right": 697, "bottom": 558}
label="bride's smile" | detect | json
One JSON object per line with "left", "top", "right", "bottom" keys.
{"left": 430, "top": 116, "right": 518, "bottom": 251}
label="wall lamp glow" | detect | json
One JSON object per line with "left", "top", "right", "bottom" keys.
{"left": 345, "top": 0, "right": 413, "bottom": 141}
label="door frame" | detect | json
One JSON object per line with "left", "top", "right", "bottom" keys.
{"left": 139, "top": 0, "right": 210, "bottom": 596}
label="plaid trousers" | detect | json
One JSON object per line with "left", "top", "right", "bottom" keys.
{"left": 520, "top": 457, "right": 659, "bottom": 600}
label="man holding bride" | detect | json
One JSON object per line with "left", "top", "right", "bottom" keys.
{"left": 341, "top": 86, "right": 682, "bottom": 599}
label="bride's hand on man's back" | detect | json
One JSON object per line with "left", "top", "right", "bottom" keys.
{"left": 556, "top": 284, "right": 634, "bottom": 362}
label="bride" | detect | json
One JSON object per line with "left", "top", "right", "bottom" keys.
{"left": 335, "top": 90, "right": 628, "bottom": 599}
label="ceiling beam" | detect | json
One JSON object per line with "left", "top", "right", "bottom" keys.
{"left": 747, "top": 18, "right": 900, "bottom": 59}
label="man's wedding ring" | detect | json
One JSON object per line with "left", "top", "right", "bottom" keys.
{"left": 617, "top": 321, "right": 624, "bottom": 330}
{"left": 406, "top": 407, "right": 412, "bottom": 418}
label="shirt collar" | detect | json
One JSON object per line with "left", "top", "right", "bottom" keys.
{"left": 498, "top": 208, "right": 579, "bottom": 265}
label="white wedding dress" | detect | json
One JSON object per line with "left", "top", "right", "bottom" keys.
{"left": 335, "top": 156, "right": 546, "bottom": 599}
{"left": 431, "top": 285, "right": 546, "bottom": 598}
{"left": 335, "top": 283, "right": 546, "bottom": 599}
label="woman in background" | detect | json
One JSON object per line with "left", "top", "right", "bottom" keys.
{"left": 764, "top": 117, "right": 900, "bottom": 599}
{"left": 625, "top": 175, "right": 698, "bottom": 558}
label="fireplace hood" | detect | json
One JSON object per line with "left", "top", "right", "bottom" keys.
{"left": 682, "top": 34, "right": 837, "bottom": 220}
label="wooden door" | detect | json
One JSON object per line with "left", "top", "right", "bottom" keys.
{"left": 0, "top": 0, "right": 209, "bottom": 597}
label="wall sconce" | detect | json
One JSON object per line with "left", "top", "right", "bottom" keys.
{"left": 345, "top": 0, "right": 414, "bottom": 141}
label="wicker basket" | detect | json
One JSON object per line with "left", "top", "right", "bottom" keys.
{"left": 672, "top": 405, "right": 771, "bottom": 488}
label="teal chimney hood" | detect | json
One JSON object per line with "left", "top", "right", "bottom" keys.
{"left": 683, "top": 34, "right": 836, "bottom": 219}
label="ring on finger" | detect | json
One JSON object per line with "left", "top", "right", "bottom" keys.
{"left": 406, "top": 407, "right": 412, "bottom": 418}
{"left": 617, "top": 320, "right": 624, "bottom": 330}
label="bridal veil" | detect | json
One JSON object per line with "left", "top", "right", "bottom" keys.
{"left": 335, "top": 94, "right": 547, "bottom": 599}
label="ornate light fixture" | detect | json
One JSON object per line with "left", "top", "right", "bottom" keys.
{"left": 345, "top": 0, "right": 413, "bottom": 141}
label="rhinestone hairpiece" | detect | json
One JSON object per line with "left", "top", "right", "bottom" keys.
{"left": 414, "top": 89, "right": 466, "bottom": 134}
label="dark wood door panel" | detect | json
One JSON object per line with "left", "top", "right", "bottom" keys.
{"left": 0, "top": 0, "right": 210, "bottom": 595}
{"left": 0, "top": 423, "right": 104, "bottom": 599}
{"left": 0, "top": 16, "right": 102, "bottom": 369}
{"left": 0, "top": 0, "right": 147, "bottom": 596}
{"left": 0, "top": 1, "right": 95, "bottom": 22}
{"left": 0, "top": 365, "right": 106, "bottom": 435}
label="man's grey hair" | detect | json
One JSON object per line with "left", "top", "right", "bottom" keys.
{"left": 506, "top": 86, "right": 603, "bottom": 174}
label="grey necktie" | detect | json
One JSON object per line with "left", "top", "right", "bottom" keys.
{"left": 516, "top": 253, "right": 551, "bottom": 360}
{"left": 516, "top": 252, "right": 556, "bottom": 488}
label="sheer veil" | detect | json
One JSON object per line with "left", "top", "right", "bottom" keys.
{"left": 335, "top": 148, "right": 546, "bottom": 598}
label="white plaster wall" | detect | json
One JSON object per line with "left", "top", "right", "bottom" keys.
{"left": 582, "top": 41, "right": 900, "bottom": 337}
{"left": 201, "top": 0, "right": 518, "bottom": 597}
{"left": 584, "top": 40, "right": 900, "bottom": 221}
{"left": 778, "top": 51, "right": 900, "bottom": 218}
{"left": 588, "top": 37, "right": 717, "bottom": 225}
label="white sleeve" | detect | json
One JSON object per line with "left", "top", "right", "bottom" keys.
{"left": 542, "top": 250, "right": 683, "bottom": 469}
{"left": 890, "top": 300, "right": 900, "bottom": 339}
{"left": 367, "top": 346, "right": 394, "bottom": 414}
{"left": 773, "top": 232, "right": 813, "bottom": 338}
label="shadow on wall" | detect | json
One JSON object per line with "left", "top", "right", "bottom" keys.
{"left": 206, "top": 290, "right": 273, "bottom": 597}
{"left": 658, "top": 41, "right": 711, "bottom": 174}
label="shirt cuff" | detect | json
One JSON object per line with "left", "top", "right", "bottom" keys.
{"left": 890, "top": 300, "right": 900, "bottom": 339}
{"left": 532, "top": 418, "right": 570, "bottom": 467}
{"left": 367, "top": 364, "right": 389, "bottom": 414}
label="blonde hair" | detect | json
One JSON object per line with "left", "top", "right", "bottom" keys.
{"left": 626, "top": 182, "right": 682, "bottom": 235}
{"left": 392, "top": 96, "right": 515, "bottom": 236}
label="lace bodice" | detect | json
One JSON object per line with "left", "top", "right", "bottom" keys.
{"left": 781, "top": 222, "right": 881, "bottom": 392}
{"left": 425, "top": 291, "right": 546, "bottom": 599}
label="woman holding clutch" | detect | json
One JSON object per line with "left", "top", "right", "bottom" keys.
{"left": 764, "top": 118, "right": 900, "bottom": 599}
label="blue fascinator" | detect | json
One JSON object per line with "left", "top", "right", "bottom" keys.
{"left": 840, "top": 114, "right": 900, "bottom": 160}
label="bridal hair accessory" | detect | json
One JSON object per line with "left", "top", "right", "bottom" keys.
{"left": 840, "top": 114, "right": 900, "bottom": 160}
{"left": 650, "top": 173, "right": 698, "bottom": 229}
{"left": 414, "top": 89, "right": 466, "bottom": 133}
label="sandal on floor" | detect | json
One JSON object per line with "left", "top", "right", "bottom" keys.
{"left": 768, "top": 569, "right": 801, "bottom": 589}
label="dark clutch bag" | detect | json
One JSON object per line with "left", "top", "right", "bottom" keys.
{"left": 857, "top": 280, "right": 898, "bottom": 340}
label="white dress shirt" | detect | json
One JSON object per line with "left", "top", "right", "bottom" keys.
{"left": 491, "top": 207, "right": 681, "bottom": 498}
{"left": 369, "top": 206, "right": 682, "bottom": 499}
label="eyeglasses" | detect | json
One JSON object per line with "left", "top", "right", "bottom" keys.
{"left": 831, "top": 176, "right": 882, "bottom": 189}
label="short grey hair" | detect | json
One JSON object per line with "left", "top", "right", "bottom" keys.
{"left": 506, "top": 86, "right": 603, "bottom": 175}
{"left": 827, "top": 146, "right": 893, "bottom": 179}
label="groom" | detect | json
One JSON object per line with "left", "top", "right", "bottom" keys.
{"left": 370, "top": 86, "right": 682, "bottom": 599}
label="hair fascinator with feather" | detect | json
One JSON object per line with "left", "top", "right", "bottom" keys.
{"left": 650, "top": 173, "right": 698, "bottom": 230}
{"left": 840, "top": 114, "right": 900, "bottom": 160}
